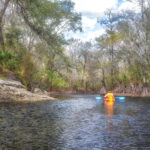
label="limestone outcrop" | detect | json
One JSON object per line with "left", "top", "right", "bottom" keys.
{"left": 0, "top": 79, "right": 54, "bottom": 102}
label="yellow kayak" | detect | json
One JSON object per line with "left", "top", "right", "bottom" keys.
{"left": 104, "top": 97, "right": 115, "bottom": 103}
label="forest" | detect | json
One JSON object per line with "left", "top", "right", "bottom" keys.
{"left": 0, "top": 0, "right": 150, "bottom": 96}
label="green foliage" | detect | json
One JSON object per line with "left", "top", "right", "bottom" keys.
{"left": 146, "top": 71, "right": 150, "bottom": 83}
{"left": 75, "top": 80, "right": 84, "bottom": 89}
{"left": 44, "top": 70, "right": 69, "bottom": 90}
{"left": 0, "top": 50, "right": 18, "bottom": 70}
{"left": 105, "top": 32, "right": 123, "bottom": 45}
{"left": 118, "top": 72, "right": 130, "bottom": 85}
{"left": 45, "top": 70, "right": 53, "bottom": 80}
{"left": 18, "top": 54, "right": 40, "bottom": 90}
{"left": 104, "top": 76, "right": 113, "bottom": 90}
{"left": 0, "top": 0, "right": 82, "bottom": 92}
{"left": 5, "top": 27, "right": 22, "bottom": 48}
{"left": 128, "top": 64, "right": 142, "bottom": 82}
{"left": 17, "top": 0, "right": 81, "bottom": 47}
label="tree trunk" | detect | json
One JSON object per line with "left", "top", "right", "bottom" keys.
{"left": 0, "top": 0, "right": 11, "bottom": 50}
{"left": 0, "top": 22, "right": 5, "bottom": 50}
{"left": 102, "top": 68, "right": 106, "bottom": 88}
{"left": 141, "top": 64, "right": 148, "bottom": 96}
{"left": 85, "top": 81, "right": 88, "bottom": 93}
{"left": 111, "top": 44, "right": 114, "bottom": 88}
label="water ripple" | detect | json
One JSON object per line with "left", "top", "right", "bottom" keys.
{"left": 0, "top": 95, "right": 150, "bottom": 149}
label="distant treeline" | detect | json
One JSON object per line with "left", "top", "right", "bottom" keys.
{"left": 0, "top": 0, "right": 150, "bottom": 96}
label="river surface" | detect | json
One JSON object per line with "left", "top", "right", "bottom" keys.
{"left": 0, "top": 95, "right": 150, "bottom": 150}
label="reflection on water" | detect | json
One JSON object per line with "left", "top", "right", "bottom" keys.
{"left": 104, "top": 101, "right": 114, "bottom": 131}
{"left": 0, "top": 95, "right": 150, "bottom": 149}
{"left": 105, "top": 101, "right": 114, "bottom": 115}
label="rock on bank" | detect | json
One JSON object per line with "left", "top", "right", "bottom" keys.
{"left": 0, "top": 79, "right": 54, "bottom": 102}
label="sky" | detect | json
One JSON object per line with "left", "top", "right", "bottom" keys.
{"left": 65, "top": 0, "right": 140, "bottom": 41}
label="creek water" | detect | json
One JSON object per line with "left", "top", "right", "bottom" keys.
{"left": 0, "top": 95, "right": 150, "bottom": 150}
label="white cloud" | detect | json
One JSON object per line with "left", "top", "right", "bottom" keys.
{"left": 119, "top": 0, "right": 141, "bottom": 13}
{"left": 69, "top": 0, "right": 118, "bottom": 41}
{"left": 72, "top": 0, "right": 118, "bottom": 17}
{"left": 66, "top": 28, "right": 105, "bottom": 42}
{"left": 67, "top": 0, "right": 142, "bottom": 41}
{"left": 85, "top": 29, "right": 105, "bottom": 41}
{"left": 65, "top": 15, "right": 103, "bottom": 41}
{"left": 82, "top": 16, "right": 97, "bottom": 31}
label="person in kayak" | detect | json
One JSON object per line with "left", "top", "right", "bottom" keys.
{"left": 104, "top": 91, "right": 115, "bottom": 102}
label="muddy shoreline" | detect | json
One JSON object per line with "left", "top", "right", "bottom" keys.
{"left": 0, "top": 78, "right": 150, "bottom": 103}
{"left": 50, "top": 90, "right": 150, "bottom": 98}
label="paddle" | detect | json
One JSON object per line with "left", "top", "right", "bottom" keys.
{"left": 115, "top": 96, "right": 125, "bottom": 102}
{"left": 96, "top": 96, "right": 126, "bottom": 102}
{"left": 96, "top": 97, "right": 102, "bottom": 102}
